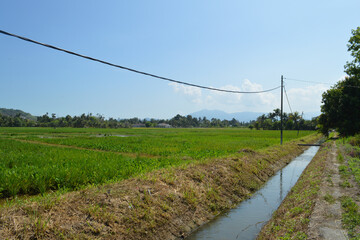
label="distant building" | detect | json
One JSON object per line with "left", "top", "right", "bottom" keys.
{"left": 132, "top": 123, "right": 146, "bottom": 128}
{"left": 157, "top": 123, "right": 172, "bottom": 128}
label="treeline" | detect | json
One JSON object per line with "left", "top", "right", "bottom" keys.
{"left": 252, "top": 109, "right": 317, "bottom": 131}
{"left": 0, "top": 114, "right": 37, "bottom": 127}
{"left": 167, "top": 114, "right": 250, "bottom": 128}
{"left": 319, "top": 27, "right": 360, "bottom": 137}
{"left": 0, "top": 110, "right": 318, "bottom": 130}
{"left": 0, "top": 113, "right": 250, "bottom": 128}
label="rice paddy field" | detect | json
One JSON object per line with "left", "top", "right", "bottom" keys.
{"left": 0, "top": 127, "right": 316, "bottom": 199}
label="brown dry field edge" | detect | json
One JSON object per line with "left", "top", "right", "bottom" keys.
{"left": 0, "top": 134, "right": 321, "bottom": 240}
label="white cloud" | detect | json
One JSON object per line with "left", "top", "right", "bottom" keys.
{"left": 168, "top": 82, "right": 202, "bottom": 97}
{"left": 169, "top": 79, "right": 280, "bottom": 112}
{"left": 242, "top": 79, "right": 278, "bottom": 107}
{"left": 286, "top": 84, "right": 329, "bottom": 113}
{"left": 241, "top": 79, "right": 262, "bottom": 91}
{"left": 169, "top": 79, "right": 331, "bottom": 115}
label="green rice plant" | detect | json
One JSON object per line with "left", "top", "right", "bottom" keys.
{"left": 0, "top": 128, "right": 317, "bottom": 198}
{"left": 0, "top": 139, "right": 188, "bottom": 198}
{"left": 10, "top": 128, "right": 315, "bottom": 160}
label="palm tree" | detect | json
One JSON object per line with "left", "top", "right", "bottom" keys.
{"left": 289, "top": 112, "right": 303, "bottom": 136}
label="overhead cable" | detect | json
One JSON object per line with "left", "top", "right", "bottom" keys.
{"left": 283, "top": 86, "right": 293, "bottom": 114}
{"left": 285, "top": 77, "right": 360, "bottom": 89}
{"left": 284, "top": 77, "right": 332, "bottom": 85}
{"left": 0, "top": 29, "right": 280, "bottom": 94}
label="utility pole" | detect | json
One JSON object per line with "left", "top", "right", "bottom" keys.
{"left": 280, "top": 75, "right": 283, "bottom": 145}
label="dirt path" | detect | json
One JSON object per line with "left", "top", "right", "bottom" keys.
{"left": 307, "top": 142, "right": 348, "bottom": 239}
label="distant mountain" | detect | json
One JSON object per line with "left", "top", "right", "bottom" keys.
{"left": 0, "top": 108, "right": 37, "bottom": 121}
{"left": 189, "top": 109, "right": 264, "bottom": 122}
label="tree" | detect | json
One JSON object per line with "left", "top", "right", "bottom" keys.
{"left": 345, "top": 27, "right": 360, "bottom": 77}
{"left": 319, "top": 27, "right": 360, "bottom": 137}
{"left": 289, "top": 111, "right": 303, "bottom": 136}
{"left": 254, "top": 121, "right": 260, "bottom": 130}
{"left": 267, "top": 108, "right": 281, "bottom": 122}
{"left": 230, "top": 118, "right": 239, "bottom": 127}
{"left": 256, "top": 114, "right": 267, "bottom": 129}
{"left": 262, "top": 119, "right": 273, "bottom": 130}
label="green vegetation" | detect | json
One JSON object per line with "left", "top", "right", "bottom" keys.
{"left": 0, "top": 107, "right": 318, "bottom": 130}
{"left": 338, "top": 134, "right": 360, "bottom": 239}
{"left": 0, "top": 128, "right": 320, "bottom": 240}
{"left": 0, "top": 128, "right": 314, "bottom": 158}
{"left": 0, "top": 107, "right": 37, "bottom": 121}
{"left": 254, "top": 109, "right": 317, "bottom": 131}
{"left": 319, "top": 27, "right": 360, "bottom": 137}
{"left": 341, "top": 196, "right": 360, "bottom": 239}
{"left": 339, "top": 134, "right": 360, "bottom": 184}
{"left": 0, "top": 139, "right": 184, "bottom": 198}
{"left": 1, "top": 111, "right": 254, "bottom": 128}
{"left": 0, "top": 128, "right": 316, "bottom": 199}
{"left": 324, "top": 193, "right": 336, "bottom": 204}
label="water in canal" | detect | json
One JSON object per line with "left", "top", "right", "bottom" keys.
{"left": 187, "top": 146, "right": 320, "bottom": 240}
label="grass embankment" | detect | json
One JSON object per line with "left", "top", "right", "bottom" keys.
{"left": 257, "top": 142, "right": 328, "bottom": 239}
{"left": 338, "top": 135, "right": 360, "bottom": 239}
{"left": 0, "top": 133, "right": 320, "bottom": 239}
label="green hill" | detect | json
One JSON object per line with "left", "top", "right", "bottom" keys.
{"left": 0, "top": 108, "right": 37, "bottom": 121}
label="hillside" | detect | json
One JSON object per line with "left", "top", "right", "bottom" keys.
{"left": 0, "top": 108, "right": 37, "bottom": 121}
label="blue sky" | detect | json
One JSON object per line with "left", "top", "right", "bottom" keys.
{"left": 1, "top": 1, "right": 359, "bottom": 119}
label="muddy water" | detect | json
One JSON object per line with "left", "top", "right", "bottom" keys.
{"left": 187, "top": 146, "right": 320, "bottom": 240}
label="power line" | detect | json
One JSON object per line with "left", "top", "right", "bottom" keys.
{"left": 0, "top": 29, "right": 280, "bottom": 94}
{"left": 283, "top": 86, "right": 293, "bottom": 114}
{"left": 284, "top": 77, "right": 360, "bottom": 89}
{"left": 284, "top": 77, "right": 333, "bottom": 85}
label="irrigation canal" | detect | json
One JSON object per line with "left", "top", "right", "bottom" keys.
{"left": 186, "top": 146, "right": 320, "bottom": 240}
